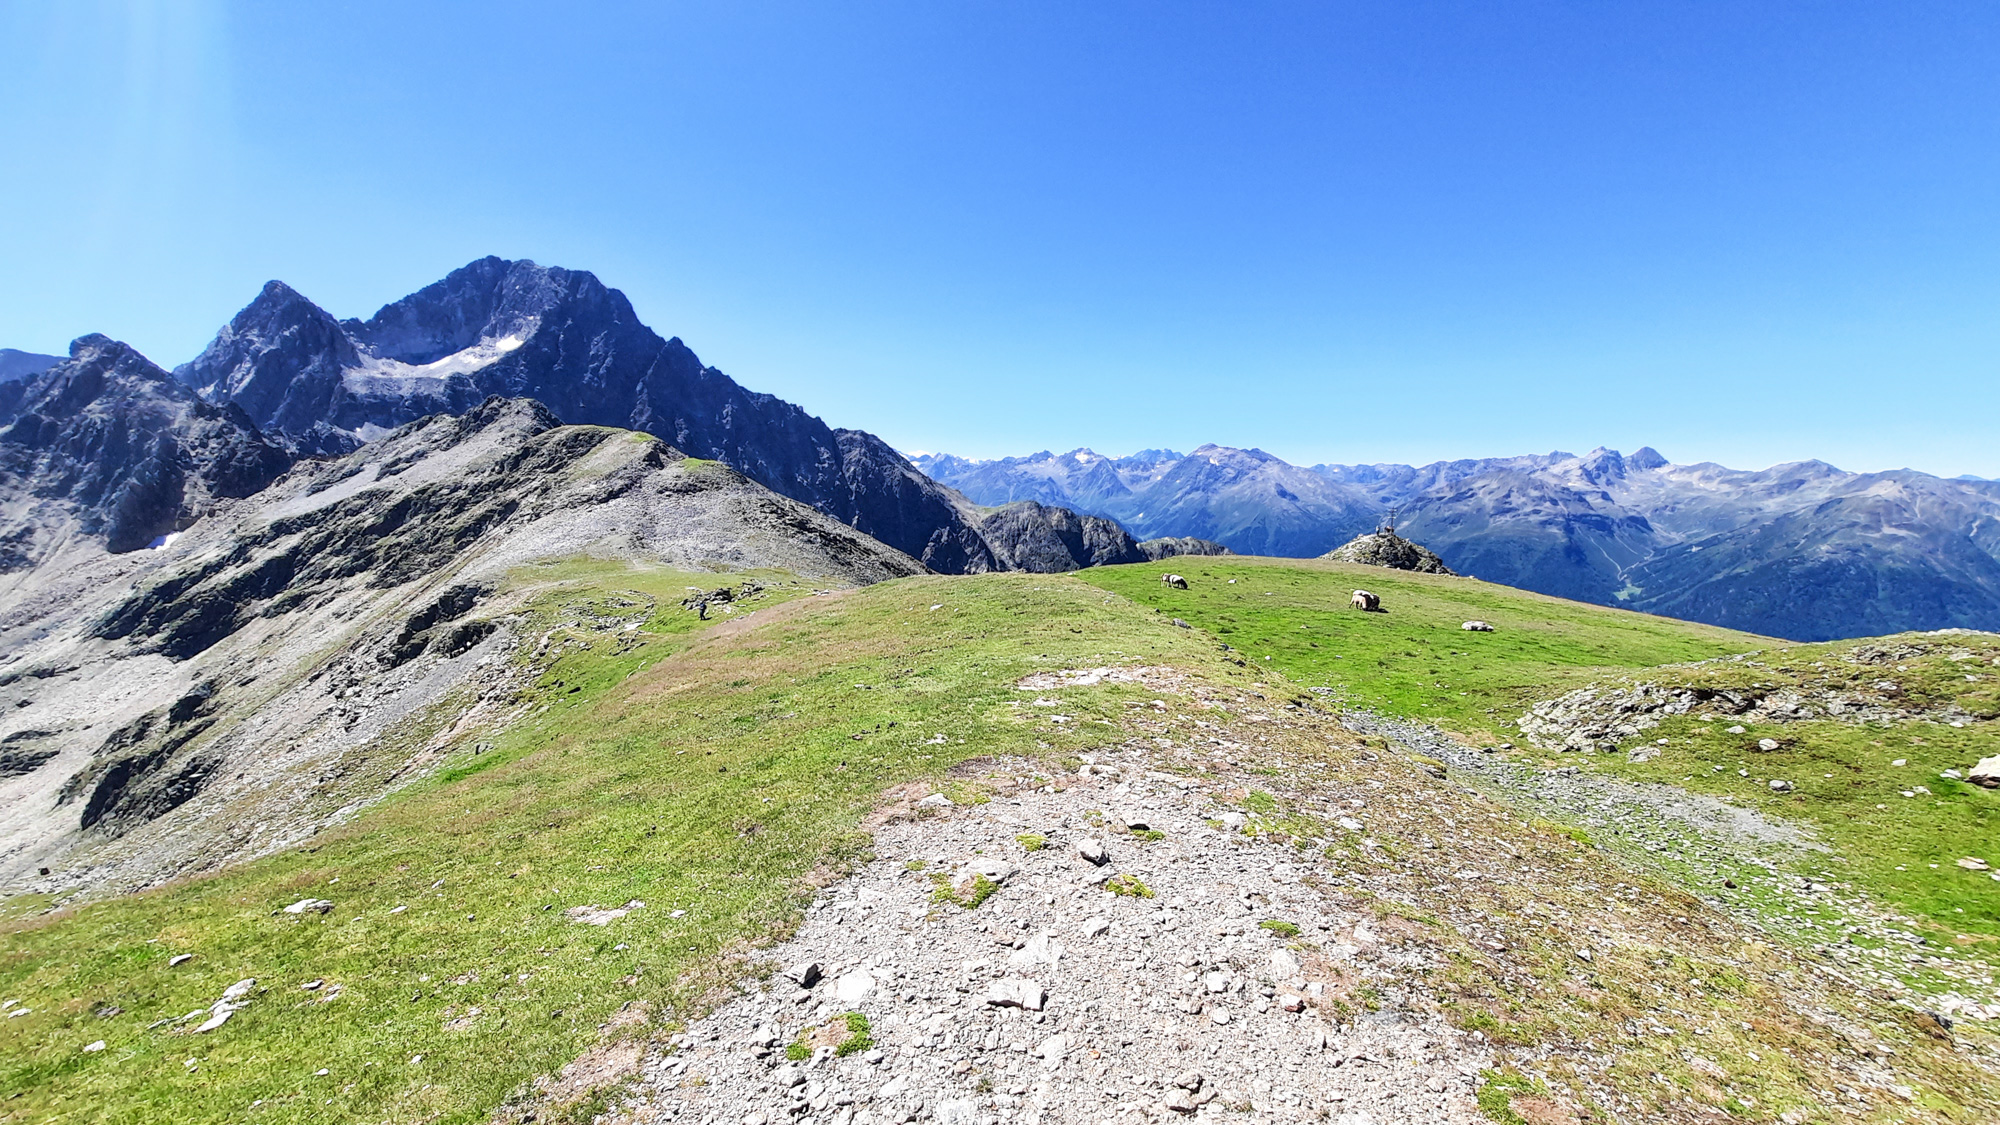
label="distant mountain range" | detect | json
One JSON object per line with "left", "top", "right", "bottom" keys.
{"left": 914, "top": 445, "right": 2000, "bottom": 640}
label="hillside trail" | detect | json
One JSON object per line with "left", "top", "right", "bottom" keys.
{"left": 570, "top": 670, "right": 1997, "bottom": 1125}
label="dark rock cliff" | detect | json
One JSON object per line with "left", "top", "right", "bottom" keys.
{"left": 0, "top": 335, "right": 292, "bottom": 562}
{"left": 176, "top": 257, "right": 999, "bottom": 572}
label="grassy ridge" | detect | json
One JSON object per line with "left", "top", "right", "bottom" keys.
{"left": 1085, "top": 557, "right": 2000, "bottom": 959}
{"left": 1079, "top": 556, "right": 1765, "bottom": 734}
{"left": 0, "top": 570, "right": 1232, "bottom": 1124}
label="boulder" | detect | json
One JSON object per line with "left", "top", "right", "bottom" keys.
{"left": 1969, "top": 755, "right": 2000, "bottom": 788}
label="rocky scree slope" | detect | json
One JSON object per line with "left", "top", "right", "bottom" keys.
{"left": 0, "top": 334, "right": 292, "bottom": 563}
{"left": 0, "top": 395, "right": 921, "bottom": 896}
{"left": 173, "top": 258, "right": 1151, "bottom": 575}
{"left": 917, "top": 445, "right": 2000, "bottom": 640}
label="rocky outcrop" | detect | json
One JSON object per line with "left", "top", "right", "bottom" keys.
{"left": 1516, "top": 632, "right": 1997, "bottom": 753}
{"left": 1320, "top": 531, "right": 1455, "bottom": 574}
{"left": 1136, "top": 536, "right": 1231, "bottom": 562}
{"left": 0, "top": 335, "right": 293, "bottom": 562}
{"left": 977, "top": 501, "right": 1149, "bottom": 573}
{"left": 176, "top": 258, "right": 1002, "bottom": 572}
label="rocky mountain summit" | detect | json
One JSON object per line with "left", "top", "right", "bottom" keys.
{"left": 917, "top": 445, "right": 2000, "bottom": 640}
{"left": 174, "top": 257, "right": 1136, "bottom": 575}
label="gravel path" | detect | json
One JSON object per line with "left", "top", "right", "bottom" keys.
{"left": 608, "top": 759, "right": 1491, "bottom": 1125}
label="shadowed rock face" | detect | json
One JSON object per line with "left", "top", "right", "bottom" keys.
{"left": 0, "top": 335, "right": 293, "bottom": 561}
{"left": 973, "top": 501, "right": 1230, "bottom": 573}
{"left": 177, "top": 257, "right": 999, "bottom": 572}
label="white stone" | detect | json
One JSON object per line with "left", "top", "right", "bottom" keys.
{"left": 834, "top": 969, "right": 875, "bottom": 1004}
{"left": 985, "top": 978, "right": 1046, "bottom": 1010}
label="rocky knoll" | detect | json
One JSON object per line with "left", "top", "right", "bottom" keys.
{"left": 0, "top": 335, "right": 292, "bottom": 563}
{"left": 177, "top": 258, "right": 1002, "bottom": 573}
{"left": 1318, "top": 531, "right": 1454, "bottom": 575}
{"left": 0, "top": 396, "right": 921, "bottom": 896}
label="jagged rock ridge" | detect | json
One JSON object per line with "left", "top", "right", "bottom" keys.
{"left": 177, "top": 258, "right": 1005, "bottom": 572}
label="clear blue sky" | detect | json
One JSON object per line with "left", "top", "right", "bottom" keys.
{"left": 4, "top": 2, "right": 1998, "bottom": 477}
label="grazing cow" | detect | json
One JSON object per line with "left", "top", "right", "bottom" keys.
{"left": 1161, "top": 573, "right": 1189, "bottom": 589}
{"left": 1350, "top": 590, "right": 1379, "bottom": 611}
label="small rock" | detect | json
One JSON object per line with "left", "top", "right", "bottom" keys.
{"left": 282, "top": 898, "right": 335, "bottom": 915}
{"left": 564, "top": 900, "right": 643, "bottom": 926}
{"left": 1201, "top": 971, "right": 1233, "bottom": 994}
{"left": 1337, "top": 816, "right": 1364, "bottom": 833}
{"left": 771, "top": 1065, "right": 807, "bottom": 1088}
{"left": 1269, "top": 948, "right": 1301, "bottom": 977}
{"left": 301, "top": 980, "right": 323, "bottom": 991}
{"left": 169, "top": 954, "right": 193, "bottom": 967}
{"left": 1726, "top": 725, "right": 1746, "bottom": 734}
{"left": 1162, "top": 1089, "right": 1198, "bottom": 1114}
{"left": 966, "top": 857, "right": 1016, "bottom": 884}
{"left": 220, "top": 979, "right": 256, "bottom": 1003}
{"left": 1278, "top": 993, "right": 1305, "bottom": 1013}
{"left": 985, "top": 978, "right": 1046, "bottom": 1011}
{"left": 1174, "top": 1071, "right": 1204, "bottom": 1091}
{"left": 782, "top": 962, "right": 823, "bottom": 988}
{"left": 1758, "top": 739, "right": 1781, "bottom": 751}
{"left": 1208, "top": 1007, "right": 1232, "bottom": 1025}
{"left": 1956, "top": 857, "right": 1991, "bottom": 871}
{"left": 1768, "top": 779, "right": 1794, "bottom": 792}
{"left": 83, "top": 1040, "right": 105, "bottom": 1053}
{"left": 1969, "top": 755, "right": 2000, "bottom": 788}
{"left": 1574, "top": 948, "right": 1594, "bottom": 963}
{"left": 918, "top": 793, "right": 954, "bottom": 808}
{"left": 1076, "top": 838, "right": 1109, "bottom": 866}
{"left": 1219, "top": 813, "right": 1247, "bottom": 833}
{"left": 834, "top": 969, "right": 875, "bottom": 1004}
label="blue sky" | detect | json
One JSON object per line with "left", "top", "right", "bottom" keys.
{"left": 3, "top": 2, "right": 1998, "bottom": 476}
